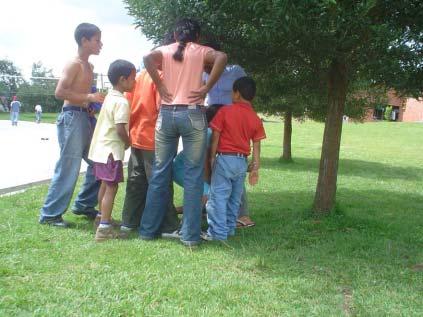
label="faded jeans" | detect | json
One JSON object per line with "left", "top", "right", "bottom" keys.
{"left": 139, "top": 105, "right": 207, "bottom": 243}
{"left": 39, "top": 109, "right": 100, "bottom": 222}
{"left": 206, "top": 154, "right": 247, "bottom": 240}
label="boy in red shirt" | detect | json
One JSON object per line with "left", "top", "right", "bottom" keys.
{"left": 206, "top": 77, "right": 266, "bottom": 240}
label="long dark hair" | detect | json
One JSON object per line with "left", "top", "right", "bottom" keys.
{"left": 172, "top": 19, "right": 201, "bottom": 62}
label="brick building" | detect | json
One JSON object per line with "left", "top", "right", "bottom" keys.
{"left": 366, "top": 91, "right": 423, "bottom": 122}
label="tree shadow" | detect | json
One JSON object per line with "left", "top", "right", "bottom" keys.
{"left": 260, "top": 156, "right": 423, "bottom": 181}
{"left": 224, "top": 188, "right": 423, "bottom": 289}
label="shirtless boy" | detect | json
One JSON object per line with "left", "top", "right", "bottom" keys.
{"left": 39, "top": 23, "right": 105, "bottom": 227}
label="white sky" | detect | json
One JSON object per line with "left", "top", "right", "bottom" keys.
{"left": 0, "top": 0, "right": 153, "bottom": 78}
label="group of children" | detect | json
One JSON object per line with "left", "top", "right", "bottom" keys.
{"left": 39, "top": 20, "right": 266, "bottom": 246}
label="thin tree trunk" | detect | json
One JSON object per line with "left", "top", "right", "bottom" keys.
{"left": 313, "top": 60, "right": 348, "bottom": 215}
{"left": 280, "top": 109, "right": 293, "bottom": 162}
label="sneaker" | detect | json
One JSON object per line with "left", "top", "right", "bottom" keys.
{"left": 120, "top": 225, "right": 135, "bottom": 232}
{"left": 200, "top": 231, "right": 213, "bottom": 241}
{"left": 95, "top": 226, "right": 121, "bottom": 242}
{"left": 72, "top": 208, "right": 98, "bottom": 220}
{"left": 39, "top": 217, "right": 69, "bottom": 228}
{"left": 161, "top": 230, "right": 181, "bottom": 239}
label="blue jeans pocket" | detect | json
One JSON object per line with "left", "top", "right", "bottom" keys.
{"left": 56, "top": 112, "right": 64, "bottom": 126}
{"left": 188, "top": 110, "right": 205, "bottom": 130}
{"left": 63, "top": 111, "right": 75, "bottom": 128}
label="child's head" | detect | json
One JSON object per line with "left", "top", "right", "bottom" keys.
{"left": 173, "top": 18, "right": 201, "bottom": 62}
{"left": 205, "top": 104, "right": 224, "bottom": 123}
{"left": 232, "top": 77, "right": 256, "bottom": 103}
{"left": 74, "top": 23, "right": 102, "bottom": 54}
{"left": 108, "top": 60, "right": 136, "bottom": 93}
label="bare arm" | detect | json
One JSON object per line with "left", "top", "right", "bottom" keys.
{"left": 55, "top": 62, "right": 104, "bottom": 106}
{"left": 144, "top": 50, "right": 172, "bottom": 103}
{"left": 189, "top": 51, "right": 227, "bottom": 103}
{"left": 204, "top": 146, "right": 211, "bottom": 183}
{"left": 209, "top": 130, "right": 220, "bottom": 168}
{"left": 116, "top": 123, "right": 130, "bottom": 149}
{"left": 248, "top": 141, "right": 261, "bottom": 185}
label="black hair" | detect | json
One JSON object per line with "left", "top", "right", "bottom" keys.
{"left": 107, "top": 59, "right": 136, "bottom": 86}
{"left": 173, "top": 18, "right": 201, "bottom": 62}
{"left": 74, "top": 23, "right": 101, "bottom": 46}
{"left": 162, "top": 32, "right": 176, "bottom": 46}
{"left": 202, "top": 39, "right": 221, "bottom": 51}
{"left": 206, "top": 104, "right": 224, "bottom": 123}
{"left": 233, "top": 77, "right": 256, "bottom": 101}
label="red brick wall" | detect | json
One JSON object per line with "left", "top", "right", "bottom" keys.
{"left": 402, "top": 98, "right": 423, "bottom": 122}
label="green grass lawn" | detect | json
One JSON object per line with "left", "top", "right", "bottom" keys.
{"left": 0, "top": 112, "right": 59, "bottom": 124}
{"left": 1, "top": 120, "right": 422, "bottom": 316}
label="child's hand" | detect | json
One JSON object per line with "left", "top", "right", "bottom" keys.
{"left": 88, "top": 92, "right": 105, "bottom": 103}
{"left": 248, "top": 170, "right": 259, "bottom": 186}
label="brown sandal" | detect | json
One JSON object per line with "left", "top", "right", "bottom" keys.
{"left": 236, "top": 216, "right": 255, "bottom": 228}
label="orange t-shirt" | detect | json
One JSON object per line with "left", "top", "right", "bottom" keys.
{"left": 126, "top": 70, "right": 161, "bottom": 151}
{"left": 157, "top": 42, "right": 214, "bottom": 105}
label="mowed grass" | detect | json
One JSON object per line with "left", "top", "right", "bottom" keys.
{"left": 1, "top": 120, "right": 422, "bottom": 316}
{"left": 0, "top": 112, "right": 59, "bottom": 124}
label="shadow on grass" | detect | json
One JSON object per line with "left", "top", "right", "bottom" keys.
{"left": 227, "top": 188, "right": 423, "bottom": 282}
{"left": 261, "top": 156, "right": 423, "bottom": 181}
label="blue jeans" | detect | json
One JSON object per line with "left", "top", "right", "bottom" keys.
{"left": 11, "top": 111, "right": 19, "bottom": 125}
{"left": 206, "top": 155, "right": 247, "bottom": 240}
{"left": 36, "top": 111, "right": 42, "bottom": 123}
{"left": 39, "top": 109, "right": 100, "bottom": 222}
{"left": 139, "top": 106, "right": 207, "bottom": 243}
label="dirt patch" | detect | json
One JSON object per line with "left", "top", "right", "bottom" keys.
{"left": 342, "top": 287, "right": 354, "bottom": 316}
{"left": 411, "top": 263, "right": 423, "bottom": 272}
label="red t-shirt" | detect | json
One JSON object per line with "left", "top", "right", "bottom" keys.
{"left": 210, "top": 102, "right": 266, "bottom": 155}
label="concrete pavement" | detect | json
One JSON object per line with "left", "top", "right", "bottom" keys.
{"left": 0, "top": 119, "right": 182, "bottom": 194}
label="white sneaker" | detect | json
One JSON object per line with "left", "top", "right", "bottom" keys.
{"left": 161, "top": 230, "right": 181, "bottom": 239}
{"left": 200, "top": 231, "right": 213, "bottom": 241}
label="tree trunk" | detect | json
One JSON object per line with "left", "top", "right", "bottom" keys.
{"left": 313, "top": 60, "right": 348, "bottom": 215}
{"left": 280, "top": 109, "right": 293, "bottom": 162}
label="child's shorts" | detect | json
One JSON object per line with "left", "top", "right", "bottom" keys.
{"left": 93, "top": 154, "right": 124, "bottom": 185}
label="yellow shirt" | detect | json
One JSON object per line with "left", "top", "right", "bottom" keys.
{"left": 89, "top": 89, "right": 130, "bottom": 163}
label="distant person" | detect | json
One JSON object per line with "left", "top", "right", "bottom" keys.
{"left": 140, "top": 18, "right": 227, "bottom": 247}
{"left": 89, "top": 60, "right": 135, "bottom": 241}
{"left": 39, "top": 23, "right": 105, "bottom": 227}
{"left": 10, "top": 96, "right": 21, "bottom": 126}
{"left": 35, "top": 104, "right": 42, "bottom": 123}
{"left": 205, "top": 77, "right": 266, "bottom": 241}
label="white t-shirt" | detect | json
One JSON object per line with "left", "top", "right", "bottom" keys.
{"left": 35, "top": 105, "right": 42, "bottom": 112}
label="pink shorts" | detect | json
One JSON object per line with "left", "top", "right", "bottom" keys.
{"left": 93, "top": 155, "right": 124, "bottom": 185}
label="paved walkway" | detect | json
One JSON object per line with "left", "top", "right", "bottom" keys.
{"left": 0, "top": 119, "right": 183, "bottom": 194}
{"left": 0, "top": 120, "right": 129, "bottom": 194}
